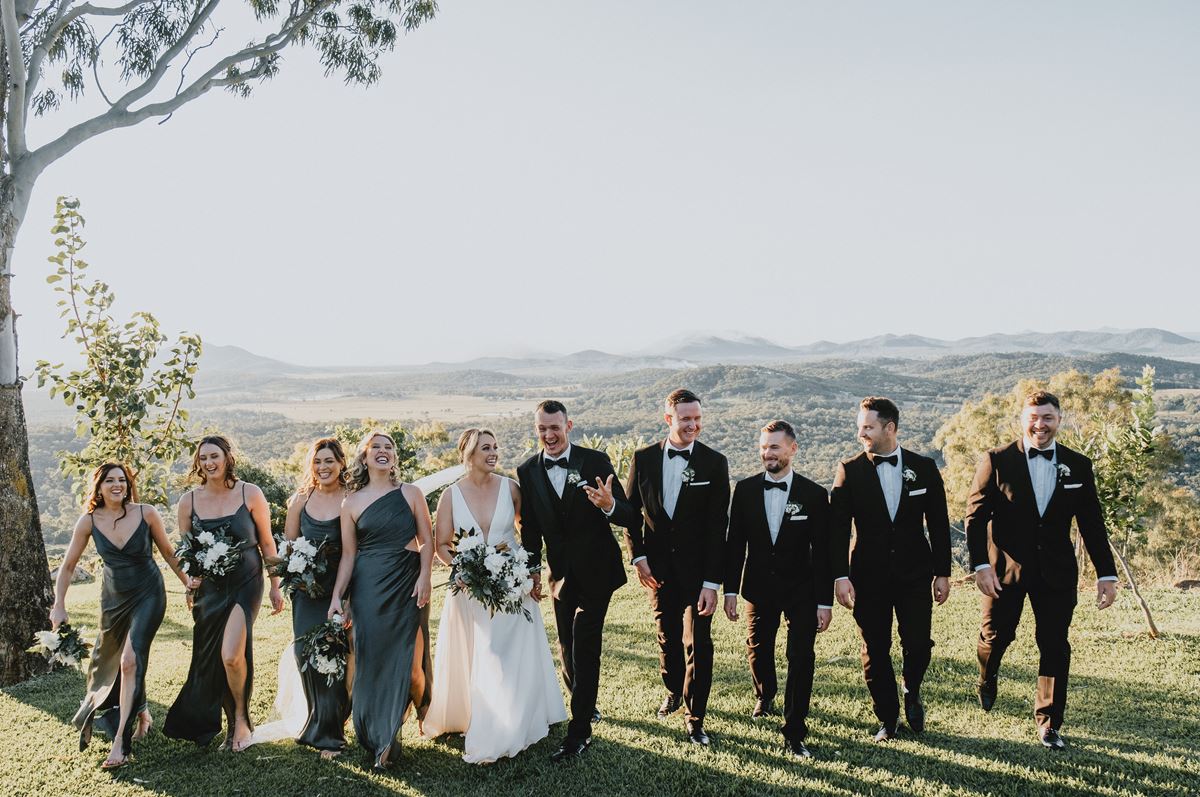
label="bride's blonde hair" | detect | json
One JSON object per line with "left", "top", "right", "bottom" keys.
{"left": 457, "top": 428, "right": 497, "bottom": 467}
{"left": 346, "top": 429, "right": 400, "bottom": 492}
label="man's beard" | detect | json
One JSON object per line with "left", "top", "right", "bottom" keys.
{"left": 764, "top": 460, "right": 788, "bottom": 474}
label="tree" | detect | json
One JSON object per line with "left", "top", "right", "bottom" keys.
{"left": 35, "top": 197, "right": 201, "bottom": 508}
{"left": 0, "top": 0, "right": 438, "bottom": 684}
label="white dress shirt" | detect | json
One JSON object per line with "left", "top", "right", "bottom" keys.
{"left": 632, "top": 441, "right": 717, "bottom": 591}
{"left": 542, "top": 444, "right": 573, "bottom": 498}
{"left": 873, "top": 446, "right": 903, "bottom": 522}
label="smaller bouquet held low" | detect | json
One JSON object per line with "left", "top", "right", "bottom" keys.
{"left": 266, "top": 536, "right": 329, "bottom": 597}
{"left": 297, "top": 615, "right": 351, "bottom": 687}
{"left": 174, "top": 524, "right": 243, "bottom": 580}
{"left": 450, "top": 527, "right": 535, "bottom": 622}
{"left": 28, "top": 622, "right": 92, "bottom": 669}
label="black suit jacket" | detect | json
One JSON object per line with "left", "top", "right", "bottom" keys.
{"left": 516, "top": 445, "right": 639, "bottom": 600}
{"left": 965, "top": 440, "right": 1116, "bottom": 586}
{"left": 624, "top": 440, "right": 731, "bottom": 591}
{"left": 830, "top": 448, "right": 951, "bottom": 585}
{"left": 725, "top": 471, "right": 833, "bottom": 608}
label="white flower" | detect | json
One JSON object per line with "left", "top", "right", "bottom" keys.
{"left": 680, "top": 467, "right": 695, "bottom": 484}
{"left": 313, "top": 654, "right": 339, "bottom": 675}
{"left": 785, "top": 502, "right": 802, "bottom": 516}
{"left": 484, "top": 550, "right": 508, "bottom": 576}
{"left": 287, "top": 555, "right": 307, "bottom": 573}
{"left": 903, "top": 468, "right": 917, "bottom": 484}
{"left": 293, "top": 537, "right": 317, "bottom": 557}
{"left": 566, "top": 470, "right": 583, "bottom": 486}
{"left": 180, "top": 561, "right": 190, "bottom": 573}
{"left": 521, "top": 578, "right": 534, "bottom": 595}
{"left": 196, "top": 531, "right": 216, "bottom": 546}
{"left": 1056, "top": 463, "right": 1071, "bottom": 479}
{"left": 457, "top": 532, "right": 484, "bottom": 552}
{"left": 35, "top": 630, "right": 59, "bottom": 651}
{"left": 59, "top": 654, "right": 78, "bottom": 667}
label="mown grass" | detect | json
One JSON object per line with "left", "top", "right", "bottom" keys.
{"left": 3, "top": 572, "right": 1198, "bottom": 797}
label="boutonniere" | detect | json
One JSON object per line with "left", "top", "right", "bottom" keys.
{"left": 566, "top": 470, "right": 584, "bottom": 487}
{"left": 902, "top": 468, "right": 917, "bottom": 486}
{"left": 784, "top": 502, "right": 803, "bottom": 517}
{"left": 680, "top": 467, "right": 696, "bottom": 485}
{"left": 1056, "top": 463, "right": 1071, "bottom": 481}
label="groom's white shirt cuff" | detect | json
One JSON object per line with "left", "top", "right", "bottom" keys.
{"left": 702, "top": 581, "right": 719, "bottom": 591}
{"left": 632, "top": 556, "right": 646, "bottom": 565}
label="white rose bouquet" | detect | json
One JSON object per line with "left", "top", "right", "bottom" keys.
{"left": 296, "top": 615, "right": 351, "bottom": 687}
{"left": 174, "top": 523, "right": 243, "bottom": 580}
{"left": 265, "top": 536, "right": 329, "bottom": 598}
{"left": 27, "top": 622, "right": 91, "bottom": 669}
{"left": 449, "top": 527, "right": 534, "bottom": 622}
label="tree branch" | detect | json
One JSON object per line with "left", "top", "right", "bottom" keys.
{"left": 158, "top": 25, "right": 221, "bottom": 125}
{"left": 1, "top": 0, "right": 30, "bottom": 157}
{"left": 24, "top": 0, "right": 73, "bottom": 104}
{"left": 111, "top": 0, "right": 220, "bottom": 112}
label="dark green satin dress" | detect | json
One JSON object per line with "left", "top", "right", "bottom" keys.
{"left": 292, "top": 503, "right": 350, "bottom": 751}
{"left": 73, "top": 506, "right": 166, "bottom": 756}
{"left": 164, "top": 485, "right": 264, "bottom": 746}
{"left": 348, "top": 488, "right": 432, "bottom": 766}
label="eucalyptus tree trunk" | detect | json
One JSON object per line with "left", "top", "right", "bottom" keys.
{"left": 0, "top": 169, "right": 53, "bottom": 686}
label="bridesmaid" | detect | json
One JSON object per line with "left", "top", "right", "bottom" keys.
{"left": 283, "top": 437, "right": 351, "bottom": 757}
{"left": 164, "top": 435, "right": 284, "bottom": 751}
{"left": 51, "top": 463, "right": 196, "bottom": 769}
{"left": 328, "top": 430, "right": 433, "bottom": 769}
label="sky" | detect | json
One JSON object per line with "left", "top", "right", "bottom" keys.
{"left": 13, "top": 1, "right": 1200, "bottom": 367}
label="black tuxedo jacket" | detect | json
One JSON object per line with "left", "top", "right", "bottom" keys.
{"left": 516, "top": 445, "right": 639, "bottom": 600}
{"left": 830, "top": 448, "right": 951, "bottom": 584}
{"left": 965, "top": 440, "right": 1116, "bottom": 586}
{"left": 624, "top": 440, "right": 731, "bottom": 590}
{"left": 725, "top": 471, "right": 833, "bottom": 608}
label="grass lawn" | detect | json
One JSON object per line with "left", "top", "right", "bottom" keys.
{"left": 3, "top": 570, "right": 1198, "bottom": 797}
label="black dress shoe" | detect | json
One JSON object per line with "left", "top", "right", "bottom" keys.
{"left": 551, "top": 735, "right": 592, "bottom": 762}
{"left": 783, "top": 738, "right": 812, "bottom": 759}
{"left": 873, "top": 722, "right": 898, "bottom": 743}
{"left": 977, "top": 677, "right": 997, "bottom": 712}
{"left": 1039, "top": 728, "right": 1067, "bottom": 750}
{"left": 686, "top": 720, "right": 710, "bottom": 746}
{"left": 904, "top": 691, "right": 925, "bottom": 734}
{"left": 752, "top": 698, "right": 775, "bottom": 719}
{"left": 592, "top": 708, "right": 603, "bottom": 723}
{"left": 657, "top": 693, "right": 682, "bottom": 719}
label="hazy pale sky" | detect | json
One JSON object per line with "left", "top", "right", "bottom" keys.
{"left": 14, "top": 1, "right": 1200, "bottom": 367}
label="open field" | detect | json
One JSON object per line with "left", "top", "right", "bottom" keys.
{"left": 3, "top": 569, "right": 1199, "bottom": 797}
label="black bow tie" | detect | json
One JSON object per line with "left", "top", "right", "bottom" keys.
{"left": 667, "top": 448, "right": 691, "bottom": 461}
{"left": 870, "top": 454, "right": 898, "bottom": 467}
{"left": 763, "top": 480, "right": 787, "bottom": 492}
{"left": 1028, "top": 447, "right": 1054, "bottom": 461}
{"left": 544, "top": 457, "right": 569, "bottom": 470}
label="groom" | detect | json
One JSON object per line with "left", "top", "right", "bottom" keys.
{"left": 517, "top": 400, "right": 639, "bottom": 761}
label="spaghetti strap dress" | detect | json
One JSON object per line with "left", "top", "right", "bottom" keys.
{"left": 292, "top": 499, "right": 351, "bottom": 751}
{"left": 348, "top": 487, "right": 432, "bottom": 766}
{"left": 164, "top": 483, "right": 264, "bottom": 746}
{"left": 73, "top": 506, "right": 167, "bottom": 757}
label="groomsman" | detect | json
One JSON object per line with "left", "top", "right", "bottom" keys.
{"left": 517, "top": 400, "right": 640, "bottom": 761}
{"left": 830, "top": 397, "right": 951, "bottom": 741}
{"left": 967, "top": 390, "right": 1117, "bottom": 750}
{"left": 624, "top": 389, "right": 731, "bottom": 746}
{"left": 724, "top": 420, "right": 833, "bottom": 759}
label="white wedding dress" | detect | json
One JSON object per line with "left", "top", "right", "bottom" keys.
{"left": 422, "top": 478, "right": 567, "bottom": 763}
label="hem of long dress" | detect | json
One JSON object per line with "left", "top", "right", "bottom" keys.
{"left": 462, "top": 724, "right": 555, "bottom": 765}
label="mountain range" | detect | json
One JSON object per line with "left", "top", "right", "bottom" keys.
{"left": 199, "top": 327, "right": 1200, "bottom": 376}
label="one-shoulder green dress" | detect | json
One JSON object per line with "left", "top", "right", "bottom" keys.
{"left": 73, "top": 505, "right": 167, "bottom": 757}
{"left": 348, "top": 488, "right": 431, "bottom": 766}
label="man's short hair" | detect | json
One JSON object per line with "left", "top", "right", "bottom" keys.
{"left": 860, "top": 396, "right": 899, "bottom": 429}
{"left": 761, "top": 419, "right": 796, "bottom": 441}
{"left": 1023, "top": 390, "right": 1061, "bottom": 411}
{"left": 535, "top": 399, "right": 568, "bottom": 418}
{"left": 665, "top": 389, "right": 701, "bottom": 411}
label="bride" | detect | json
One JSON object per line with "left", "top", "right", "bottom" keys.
{"left": 422, "top": 428, "right": 567, "bottom": 763}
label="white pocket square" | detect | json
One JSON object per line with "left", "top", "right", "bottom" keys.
{"left": 688, "top": 481, "right": 711, "bottom": 487}
{"left": 788, "top": 515, "right": 808, "bottom": 521}
{"left": 908, "top": 488, "right": 927, "bottom": 496}
{"left": 1063, "top": 483, "right": 1082, "bottom": 490}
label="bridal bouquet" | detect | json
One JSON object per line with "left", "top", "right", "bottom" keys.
{"left": 297, "top": 616, "right": 351, "bottom": 687}
{"left": 174, "top": 524, "right": 243, "bottom": 580}
{"left": 28, "top": 623, "right": 91, "bottom": 669}
{"left": 449, "top": 527, "right": 534, "bottom": 622}
{"left": 266, "top": 536, "right": 329, "bottom": 598}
